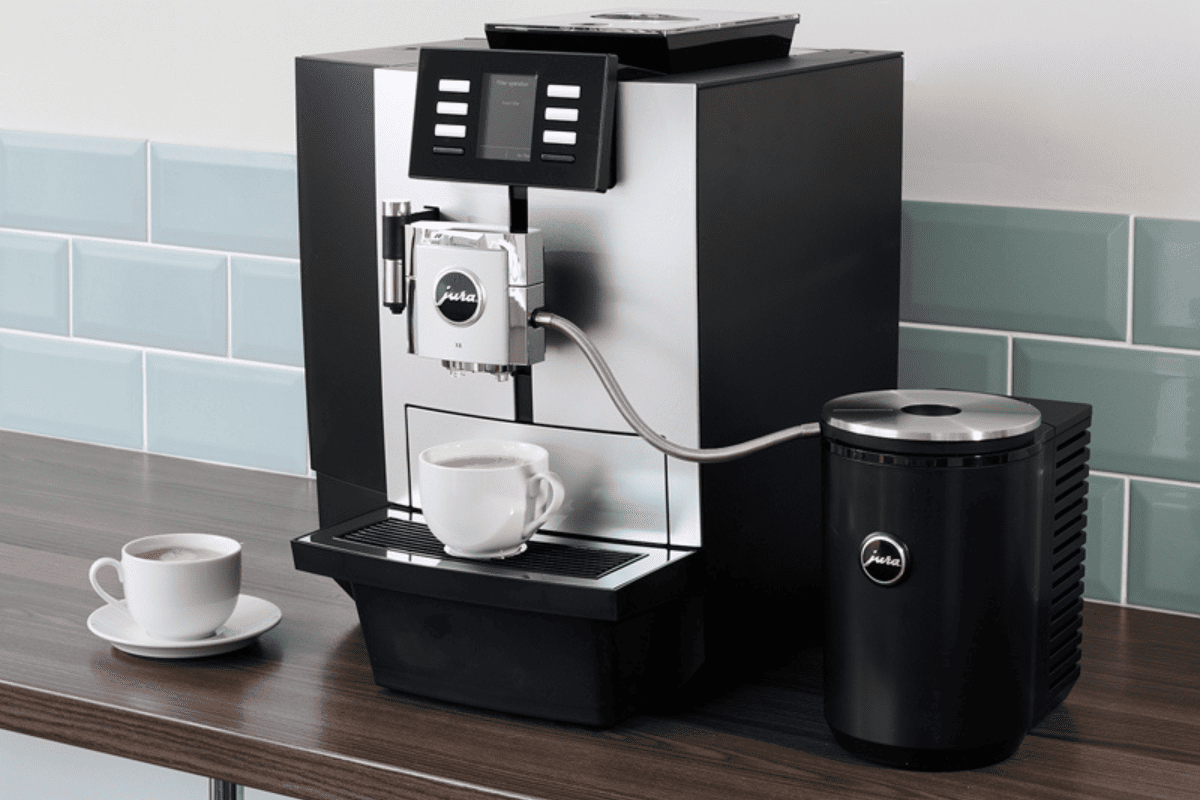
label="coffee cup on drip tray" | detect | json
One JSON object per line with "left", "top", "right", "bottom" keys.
{"left": 418, "top": 440, "right": 565, "bottom": 559}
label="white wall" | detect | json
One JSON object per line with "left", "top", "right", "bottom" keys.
{"left": 4, "top": 0, "right": 1195, "bottom": 219}
{"left": 2, "top": 1, "right": 1197, "bottom": 218}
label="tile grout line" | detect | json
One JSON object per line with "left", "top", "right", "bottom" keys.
{"left": 141, "top": 350, "right": 149, "bottom": 453}
{"left": 899, "top": 320, "right": 1200, "bottom": 357}
{"left": 1120, "top": 476, "right": 1131, "bottom": 605}
{"left": 0, "top": 225, "right": 298, "bottom": 263}
{"left": 226, "top": 256, "right": 233, "bottom": 359}
{"left": 67, "top": 237, "right": 74, "bottom": 337}
{"left": 145, "top": 142, "right": 152, "bottom": 244}
{"left": 1126, "top": 215, "right": 1135, "bottom": 344}
{"left": 1006, "top": 334, "right": 1014, "bottom": 395}
{"left": 0, "top": 324, "right": 305, "bottom": 373}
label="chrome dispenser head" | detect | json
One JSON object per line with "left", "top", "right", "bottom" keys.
{"left": 406, "top": 222, "right": 545, "bottom": 379}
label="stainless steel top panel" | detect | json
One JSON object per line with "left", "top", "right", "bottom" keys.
{"left": 486, "top": 9, "right": 799, "bottom": 37}
{"left": 822, "top": 389, "right": 1042, "bottom": 442}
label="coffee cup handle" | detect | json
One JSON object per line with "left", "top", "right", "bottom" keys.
{"left": 522, "top": 471, "right": 565, "bottom": 538}
{"left": 88, "top": 557, "right": 130, "bottom": 615}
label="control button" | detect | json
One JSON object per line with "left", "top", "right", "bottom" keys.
{"left": 436, "top": 101, "right": 469, "bottom": 116}
{"left": 545, "top": 107, "right": 580, "bottom": 122}
{"left": 542, "top": 130, "right": 577, "bottom": 146}
{"left": 438, "top": 79, "right": 471, "bottom": 94}
{"left": 434, "top": 124, "right": 467, "bottom": 139}
{"left": 547, "top": 84, "right": 581, "bottom": 99}
{"left": 541, "top": 153, "right": 576, "bottom": 164}
{"left": 433, "top": 146, "right": 465, "bottom": 155}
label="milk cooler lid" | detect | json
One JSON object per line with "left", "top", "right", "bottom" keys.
{"left": 822, "top": 390, "right": 1042, "bottom": 442}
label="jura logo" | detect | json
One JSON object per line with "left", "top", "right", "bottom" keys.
{"left": 437, "top": 289, "right": 477, "bottom": 305}
{"left": 860, "top": 533, "right": 908, "bottom": 586}
{"left": 434, "top": 270, "right": 483, "bottom": 325}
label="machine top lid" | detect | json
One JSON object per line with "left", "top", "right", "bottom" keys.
{"left": 485, "top": 9, "right": 799, "bottom": 37}
{"left": 483, "top": 9, "right": 799, "bottom": 74}
{"left": 822, "top": 390, "right": 1042, "bottom": 442}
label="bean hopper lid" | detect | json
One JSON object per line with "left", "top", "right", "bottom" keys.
{"left": 822, "top": 390, "right": 1042, "bottom": 443}
{"left": 484, "top": 9, "right": 800, "bottom": 74}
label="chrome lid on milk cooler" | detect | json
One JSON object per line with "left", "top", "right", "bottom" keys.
{"left": 822, "top": 390, "right": 1042, "bottom": 442}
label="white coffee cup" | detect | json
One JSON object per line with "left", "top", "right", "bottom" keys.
{"left": 88, "top": 533, "right": 242, "bottom": 640}
{"left": 419, "top": 439, "right": 565, "bottom": 559}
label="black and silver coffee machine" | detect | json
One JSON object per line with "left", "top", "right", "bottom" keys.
{"left": 291, "top": 11, "right": 904, "bottom": 725}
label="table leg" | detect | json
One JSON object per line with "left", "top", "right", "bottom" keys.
{"left": 210, "top": 778, "right": 244, "bottom": 800}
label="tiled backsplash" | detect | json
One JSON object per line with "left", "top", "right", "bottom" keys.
{"left": 0, "top": 129, "right": 305, "bottom": 475}
{"left": 2, "top": 130, "right": 1197, "bottom": 617}
{"left": 900, "top": 200, "right": 1200, "bottom": 617}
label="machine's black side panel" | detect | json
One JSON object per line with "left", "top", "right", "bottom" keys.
{"left": 296, "top": 57, "right": 388, "bottom": 524}
{"left": 695, "top": 56, "right": 904, "bottom": 653}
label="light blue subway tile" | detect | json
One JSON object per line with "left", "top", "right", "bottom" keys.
{"left": 1014, "top": 339, "right": 1200, "bottom": 483}
{"left": 1082, "top": 475, "right": 1124, "bottom": 603}
{"left": 901, "top": 201, "right": 1128, "bottom": 339}
{"left": 231, "top": 257, "right": 303, "bottom": 367}
{"left": 146, "top": 354, "right": 307, "bottom": 474}
{"left": 0, "top": 129, "right": 146, "bottom": 240}
{"left": 151, "top": 144, "right": 298, "bottom": 258}
{"left": 898, "top": 326, "right": 1008, "bottom": 394}
{"left": 73, "top": 240, "right": 227, "bottom": 355}
{"left": 1128, "top": 480, "right": 1200, "bottom": 615}
{"left": 0, "top": 331, "right": 142, "bottom": 448}
{"left": 0, "top": 232, "right": 69, "bottom": 334}
{"left": 1133, "top": 217, "right": 1200, "bottom": 350}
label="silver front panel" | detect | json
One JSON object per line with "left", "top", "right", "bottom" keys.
{"left": 375, "top": 67, "right": 701, "bottom": 547}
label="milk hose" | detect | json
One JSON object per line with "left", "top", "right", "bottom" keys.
{"left": 531, "top": 311, "right": 821, "bottom": 464}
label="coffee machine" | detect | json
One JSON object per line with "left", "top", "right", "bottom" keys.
{"left": 291, "top": 11, "right": 903, "bottom": 725}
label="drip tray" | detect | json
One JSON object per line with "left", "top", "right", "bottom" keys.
{"left": 293, "top": 507, "right": 701, "bottom": 622}
{"left": 339, "top": 518, "right": 645, "bottom": 580}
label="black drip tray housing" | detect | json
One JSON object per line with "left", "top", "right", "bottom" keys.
{"left": 292, "top": 508, "right": 703, "bottom": 725}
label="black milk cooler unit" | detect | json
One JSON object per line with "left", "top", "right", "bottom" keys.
{"left": 289, "top": 8, "right": 1090, "bottom": 764}
{"left": 822, "top": 390, "right": 1091, "bottom": 770}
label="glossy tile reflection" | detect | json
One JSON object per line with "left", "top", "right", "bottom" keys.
{"left": 1014, "top": 339, "right": 1200, "bottom": 483}
{"left": 146, "top": 354, "right": 307, "bottom": 474}
{"left": 898, "top": 326, "right": 1008, "bottom": 394}
{"left": 0, "top": 231, "right": 69, "bottom": 335}
{"left": 0, "top": 129, "right": 146, "bottom": 240}
{"left": 1128, "top": 481, "right": 1200, "bottom": 615}
{"left": 0, "top": 331, "right": 142, "bottom": 448}
{"left": 1133, "top": 217, "right": 1200, "bottom": 350}
{"left": 902, "top": 201, "right": 1127, "bottom": 339}
{"left": 1082, "top": 474, "right": 1125, "bottom": 603}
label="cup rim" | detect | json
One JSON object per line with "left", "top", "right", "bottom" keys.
{"left": 420, "top": 439, "right": 547, "bottom": 471}
{"left": 122, "top": 533, "right": 242, "bottom": 563}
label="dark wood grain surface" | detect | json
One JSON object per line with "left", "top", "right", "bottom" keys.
{"left": 2, "top": 429, "right": 1198, "bottom": 800}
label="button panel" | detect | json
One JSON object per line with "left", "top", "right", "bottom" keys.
{"left": 410, "top": 48, "right": 617, "bottom": 191}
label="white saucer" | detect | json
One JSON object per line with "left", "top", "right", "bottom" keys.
{"left": 87, "top": 594, "right": 282, "bottom": 659}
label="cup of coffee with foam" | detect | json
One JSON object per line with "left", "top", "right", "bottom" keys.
{"left": 419, "top": 440, "right": 565, "bottom": 559}
{"left": 89, "top": 533, "right": 242, "bottom": 640}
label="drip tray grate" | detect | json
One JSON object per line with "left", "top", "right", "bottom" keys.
{"left": 338, "top": 518, "right": 646, "bottom": 580}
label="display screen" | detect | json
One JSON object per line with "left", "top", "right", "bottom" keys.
{"left": 477, "top": 73, "right": 538, "bottom": 162}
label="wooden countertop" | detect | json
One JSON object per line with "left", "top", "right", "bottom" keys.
{"left": 2, "top": 429, "right": 1198, "bottom": 800}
